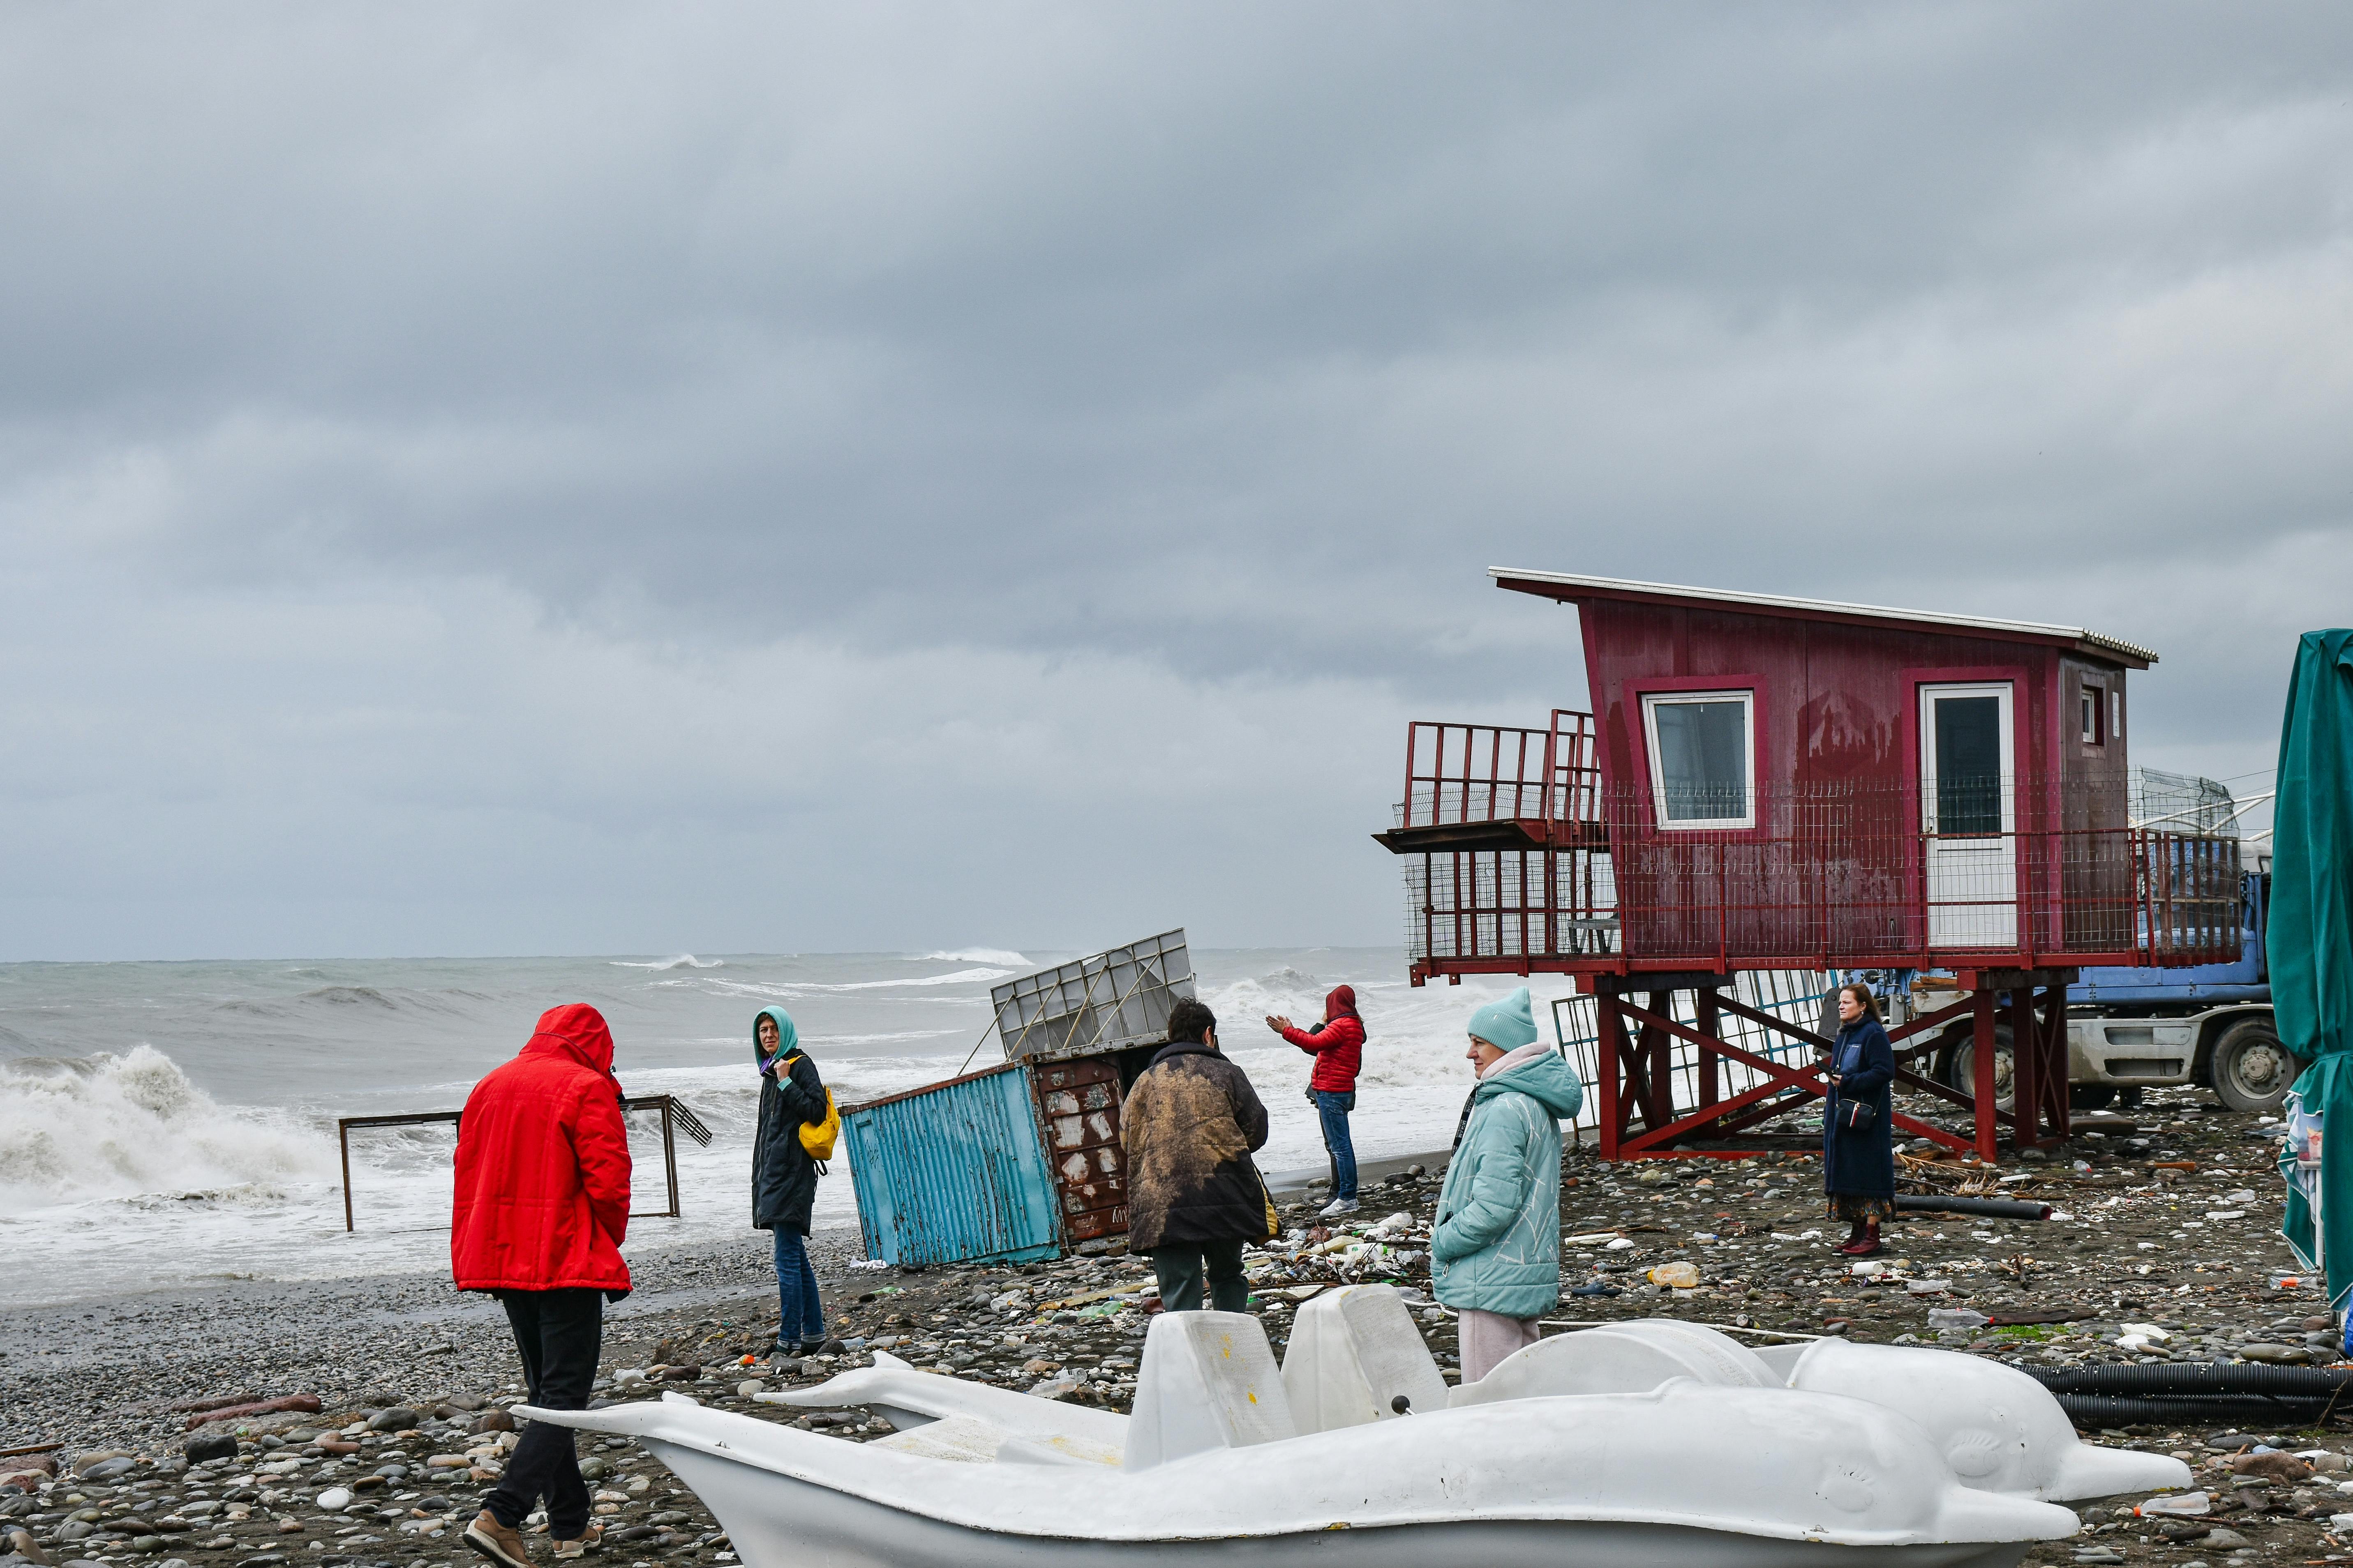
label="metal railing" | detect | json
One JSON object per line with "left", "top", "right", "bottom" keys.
{"left": 1395, "top": 710, "right": 1600, "bottom": 833}
{"left": 1401, "top": 775, "right": 2241, "bottom": 973}
{"left": 335, "top": 1094, "right": 710, "bottom": 1232}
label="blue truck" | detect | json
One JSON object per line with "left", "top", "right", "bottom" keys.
{"left": 2062, "top": 858, "right": 2290, "bottom": 1112}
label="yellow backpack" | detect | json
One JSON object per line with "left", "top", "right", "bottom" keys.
{"left": 783, "top": 1053, "right": 841, "bottom": 1165}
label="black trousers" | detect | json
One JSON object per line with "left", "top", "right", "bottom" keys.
{"left": 1149, "top": 1238, "right": 1250, "bottom": 1313}
{"left": 484, "top": 1288, "right": 603, "bottom": 1537}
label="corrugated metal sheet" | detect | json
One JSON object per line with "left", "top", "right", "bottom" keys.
{"left": 843, "top": 1064, "right": 1062, "bottom": 1266}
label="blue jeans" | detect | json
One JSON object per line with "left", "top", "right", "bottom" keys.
{"left": 1315, "top": 1090, "right": 1357, "bottom": 1201}
{"left": 772, "top": 1228, "right": 824, "bottom": 1347}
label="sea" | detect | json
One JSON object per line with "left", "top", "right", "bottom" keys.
{"left": 0, "top": 948, "right": 1534, "bottom": 1310}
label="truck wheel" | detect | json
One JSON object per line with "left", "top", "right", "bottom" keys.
{"left": 1943, "top": 1026, "right": 2015, "bottom": 1111}
{"left": 2071, "top": 1084, "right": 2117, "bottom": 1111}
{"left": 2210, "top": 1020, "right": 2302, "bottom": 1114}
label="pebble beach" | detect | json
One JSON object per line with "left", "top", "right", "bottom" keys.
{"left": 5, "top": 1081, "right": 2348, "bottom": 1568}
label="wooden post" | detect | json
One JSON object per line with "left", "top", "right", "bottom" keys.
{"left": 660, "top": 1098, "right": 682, "bottom": 1218}
{"left": 1972, "top": 987, "right": 2000, "bottom": 1163}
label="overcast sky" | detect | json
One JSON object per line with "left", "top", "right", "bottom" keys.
{"left": 2, "top": 4, "right": 2348, "bottom": 961}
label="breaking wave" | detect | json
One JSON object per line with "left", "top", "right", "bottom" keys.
{"left": 663, "top": 968, "right": 1017, "bottom": 999}
{"left": 610, "top": 955, "right": 726, "bottom": 970}
{"left": 0, "top": 1046, "right": 337, "bottom": 1211}
{"left": 913, "top": 949, "right": 1031, "bottom": 967}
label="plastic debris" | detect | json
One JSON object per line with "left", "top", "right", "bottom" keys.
{"left": 2133, "top": 1491, "right": 2210, "bottom": 1517}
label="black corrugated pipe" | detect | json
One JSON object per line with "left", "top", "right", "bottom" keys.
{"left": 2048, "top": 1392, "right": 2343, "bottom": 1428}
{"left": 2027, "top": 1362, "right": 2353, "bottom": 1398}
{"left": 1896, "top": 1194, "right": 2053, "bottom": 1221}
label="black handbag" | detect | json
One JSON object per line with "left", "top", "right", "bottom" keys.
{"left": 1836, "top": 1097, "right": 1877, "bottom": 1132}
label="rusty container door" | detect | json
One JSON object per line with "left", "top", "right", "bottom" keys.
{"left": 1029, "top": 1056, "right": 1129, "bottom": 1244}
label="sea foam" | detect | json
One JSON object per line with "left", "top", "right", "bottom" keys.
{"left": 0, "top": 1045, "right": 337, "bottom": 1211}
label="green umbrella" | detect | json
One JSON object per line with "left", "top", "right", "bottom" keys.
{"left": 2273, "top": 630, "right": 2353, "bottom": 1309}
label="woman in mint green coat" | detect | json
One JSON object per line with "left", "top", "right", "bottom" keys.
{"left": 1431, "top": 987, "right": 1584, "bottom": 1382}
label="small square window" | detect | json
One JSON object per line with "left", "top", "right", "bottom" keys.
{"left": 2081, "top": 685, "right": 2106, "bottom": 745}
{"left": 1641, "top": 691, "right": 1755, "bottom": 829}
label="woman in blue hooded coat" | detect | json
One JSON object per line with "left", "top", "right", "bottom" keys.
{"left": 1822, "top": 982, "right": 1896, "bottom": 1258}
{"left": 752, "top": 1006, "right": 829, "bottom": 1356}
{"left": 1431, "top": 987, "right": 1584, "bottom": 1383}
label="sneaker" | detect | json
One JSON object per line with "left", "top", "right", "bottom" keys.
{"left": 465, "top": 1510, "right": 535, "bottom": 1568}
{"left": 1567, "top": 1280, "right": 1623, "bottom": 1298}
{"left": 1317, "top": 1198, "right": 1360, "bottom": 1218}
{"left": 552, "top": 1525, "right": 602, "bottom": 1560}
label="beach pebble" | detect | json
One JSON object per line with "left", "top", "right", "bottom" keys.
{"left": 313, "top": 1489, "right": 352, "bottom": 1512}
{"left": 425, "top": 1455, "right": 470, "bottom": 1469}
{"left": 735, "top": 1381, "right": 764, "bottom": 1398}
{"left": 365, "top": 1407, "right": 420, "bottom": 1432}
{"left": 469, "top": 1411, "right": 515, "bottom": 1434}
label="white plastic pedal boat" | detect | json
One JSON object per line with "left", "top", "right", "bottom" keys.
{"left": 520, "top": 1285, "right": 2188, "bottom": 1568}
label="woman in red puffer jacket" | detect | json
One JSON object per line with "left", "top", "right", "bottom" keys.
{"left": 1265, "top": 985, "right": 1366, "bottom": 1217}
{"left": 450, "top": 1004, "right": 633, "bottom": 1568}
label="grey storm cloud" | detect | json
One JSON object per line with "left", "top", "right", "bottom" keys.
{"left": 1, "top": 3, "right": 2348, "bottom": 957}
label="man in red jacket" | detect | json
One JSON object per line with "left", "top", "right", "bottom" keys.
{"left": 452, "top": 1004, "right": 633, "bottom": 1568}
{"left": 1265, "top": 985, "right": 1366, "bottom": 1218}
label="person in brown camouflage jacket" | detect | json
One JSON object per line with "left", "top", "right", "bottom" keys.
{"left": 1122, "top": 998, "right": 1274, "bottom": 1312}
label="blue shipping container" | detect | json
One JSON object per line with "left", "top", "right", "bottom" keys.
{"left": 843, "top": 1063, "right": 1063, "bottom": 1266}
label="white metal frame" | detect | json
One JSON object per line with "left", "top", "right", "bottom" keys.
{"left": 1639, "top": 689, "right": 1756, "bottom": 832}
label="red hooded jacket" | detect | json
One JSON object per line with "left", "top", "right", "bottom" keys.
{"left": 450, "top": 1004, "right": 633, "bottom": 1296}
{"left": 1281, "top": 986, "right": 1365, "bottom": 1093}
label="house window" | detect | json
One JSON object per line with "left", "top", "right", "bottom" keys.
{"left": 2081, "top": 684, "right": 2106, "bottom": 745}
{"left": 1640, "top": 690, "right": 1755, "bottom": 829}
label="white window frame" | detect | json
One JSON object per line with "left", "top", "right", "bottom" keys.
{"left": 1639, "top": 689, "right": 1757, "bottom": 831}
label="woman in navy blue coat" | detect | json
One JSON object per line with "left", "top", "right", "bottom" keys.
{"left": 1823, "top": 982, "right": 1896, "bottom": 1257}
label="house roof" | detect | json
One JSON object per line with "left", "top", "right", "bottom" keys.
{"left": 1490, "top": 567, "right": 2157, "bottom": 668}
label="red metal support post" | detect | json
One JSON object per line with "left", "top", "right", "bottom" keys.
{"left": 1597, "top": 992, "right": 1624, "bottom": 1160}
{"left": 2040, "top": 982, "right": 2071, "bottom": 1145}
{"left": 2005, "top": 985, "right": 2041, "bottom": 1149}
{"left": 1694, "top": 987, "right": 1722, "bottom": 1135}
{"left": 1971, "top": 987, "right": 2000, "bottom": 1163}
{"left": 1641, "top": 989, "right": 1675, "bottom": 1137}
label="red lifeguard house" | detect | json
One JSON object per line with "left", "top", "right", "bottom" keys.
{"left": 1376, "top": 570, "right": 2241, "bottom": 1162}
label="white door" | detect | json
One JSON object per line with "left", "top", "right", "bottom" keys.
{"left": 1920, "top": 682, "right": 2016, "bottom": 948}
